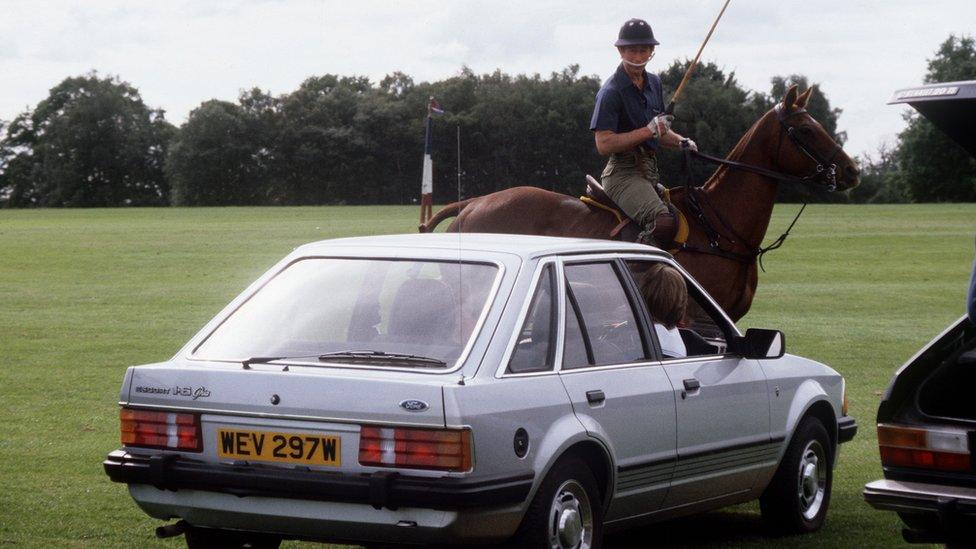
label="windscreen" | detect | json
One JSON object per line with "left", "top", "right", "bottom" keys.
{"left": 193, "top": 258, "right": 499, "bottom": 368}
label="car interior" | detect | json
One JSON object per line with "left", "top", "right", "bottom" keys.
{"left": 917, "top": 322, "right": 976, "bottom": 421}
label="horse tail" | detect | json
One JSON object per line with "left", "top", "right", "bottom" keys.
{"left": 418, "top": 198, "right": 476, "bottom": 233}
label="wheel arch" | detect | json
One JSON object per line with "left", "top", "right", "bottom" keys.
{"left": 556, "top": 439, "right": 615, "bottom": 511}
{"left": 801, "top": 399, "right": 838, "bottom": 455}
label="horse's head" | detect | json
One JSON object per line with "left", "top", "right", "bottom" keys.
{"left": 769, "top": 85, "right": 860, "bottom": 192}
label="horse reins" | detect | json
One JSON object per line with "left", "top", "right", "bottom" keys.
{"left": 674, "top": 105, "right": 843, "bottom": 269}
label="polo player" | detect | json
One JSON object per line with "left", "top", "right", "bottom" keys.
{"left": 590, "top": 18, "right": 698, "bottom": 246}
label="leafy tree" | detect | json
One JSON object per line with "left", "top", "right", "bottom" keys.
{"left": 850, "top": 145, "right": 908, "bottom": 203}
{"left": 166, "top": 97, "right": 273, "bottom": 206}
{"left": 429, "top": 66, "right": 602, "bottom": 201}
{"left": 269, "top": 75, "right": 379, "bottom": 204}
{"left": 0, "top": 72, "right": 173, "bottom": 207}
{"left": 894, "top": 35, "right": 976, "bottom": 202}
{"left": 657, "top": 61, "right": 766, "bottom": 188}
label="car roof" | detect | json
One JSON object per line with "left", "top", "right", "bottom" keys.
{"left": 295, "top": 233, "right": 667, "bottom": 260}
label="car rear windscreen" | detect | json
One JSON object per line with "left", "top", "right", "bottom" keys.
{"left": 192, "top": 258, "right": 499, "bottom": 369}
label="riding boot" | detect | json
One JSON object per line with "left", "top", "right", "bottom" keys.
{"left": 637, "top": 211, "right": 677, "bottom": 248}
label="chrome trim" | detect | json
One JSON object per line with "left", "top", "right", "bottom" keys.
{"left": 188, "top": 256, "right": 508, "bottom": 376}
{"left": 118, "top": 402, "right": 455, "bottom": 430}
{"left": 554, "top": 260, "right": 568, "bottom": 372}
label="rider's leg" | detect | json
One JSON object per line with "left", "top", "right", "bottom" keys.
{"left": 601, "top": 152, "right": 669, "bottom": 244}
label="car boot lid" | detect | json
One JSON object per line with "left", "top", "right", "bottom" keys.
{"left": 121, "top": 361, "right": 447, "bottom": 427}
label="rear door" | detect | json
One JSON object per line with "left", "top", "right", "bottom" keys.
{"left": 623, "top": 259, "right": 771, "bottom": 508}
{"left": 555, "top": 260, "right": 677, "bottom": 521}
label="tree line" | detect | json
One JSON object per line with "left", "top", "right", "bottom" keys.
{"left": 1, "top": 35, "right": 972, "bottom": 208}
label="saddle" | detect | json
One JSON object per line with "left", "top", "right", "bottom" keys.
{"left": 580, "top": 175, "right": 689, "bottom": 250}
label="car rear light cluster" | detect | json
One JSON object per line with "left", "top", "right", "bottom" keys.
{"left": 120, "top": 408, "right": 202, "bottom": 452}
{"left": 359, "top": 426, "right": 472, "bottom": 472}
{"left": 878, "top": 423, "right": 971, "bottom": 472}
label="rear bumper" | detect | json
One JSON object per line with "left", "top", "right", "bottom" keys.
{"left": 864, "top": 479, "right": 976, "bottom": 541}
{"left": 837, "top": 415, "right": 858, "bottom": 443}
{"left": 104, "top": 449, "right": 532, "bottom": 512}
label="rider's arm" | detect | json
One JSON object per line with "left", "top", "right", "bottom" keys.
{"left": 594, "top": 128, "right": 655, "bottom": 156}
{"left": 658, "top": 129, "right": 688, "bottom": 149}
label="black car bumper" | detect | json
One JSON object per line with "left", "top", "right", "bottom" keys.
{"left": 104, "top": 449, "right": 533, "bottom": 511}
{"left": 838, "top": 415, "right": 858, "bottom": 443}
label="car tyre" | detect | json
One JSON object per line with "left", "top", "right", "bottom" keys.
{"left": 183, "top": 525, "right": 281, "bottom": 549}
{"left": 760, "top": 416, "right": 833, "bottom": 535}
{"left": 508, "top": 456, "right": 603, "bottom": 549}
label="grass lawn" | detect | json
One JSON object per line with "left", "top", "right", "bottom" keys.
{"left": 0, "top": 203, "right": 973, "bottom": 547}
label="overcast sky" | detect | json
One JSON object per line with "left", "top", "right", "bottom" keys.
{"left": 1, "top": 1, "right": 973, "bottom": 158}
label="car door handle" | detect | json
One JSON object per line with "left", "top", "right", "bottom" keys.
{"left": 683, "top": 378, "right": 701, "bottom": 391}
{"left": 586, "top": 390, "right": 605, "bottom": 405}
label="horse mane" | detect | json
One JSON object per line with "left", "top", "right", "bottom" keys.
{"left": 702, "top": 108, "right": 775, "bottom": 192}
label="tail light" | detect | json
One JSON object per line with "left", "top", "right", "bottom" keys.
{"left": 878, "top": 424, "right": 971, "bottom": 472}
{"left": 120, "top": 408, "right": 202, "bottom": 452}
{"left": 359, "top": 426, "right": 472, "bottom": 472}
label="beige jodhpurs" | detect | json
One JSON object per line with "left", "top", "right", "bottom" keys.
{"left": 600, "top": 150, "right": 668, "bottom": 228}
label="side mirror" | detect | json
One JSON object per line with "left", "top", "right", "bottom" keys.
{"left": 734, "top": 328, "right": 785, "bottom": 359}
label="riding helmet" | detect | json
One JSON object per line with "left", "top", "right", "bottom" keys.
{"left": 614, "top": 18, "right": 659, "bottom": 47}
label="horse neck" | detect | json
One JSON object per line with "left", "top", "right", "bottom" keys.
{"left": 701, "top": 113, "right": 781, "bottom": 249}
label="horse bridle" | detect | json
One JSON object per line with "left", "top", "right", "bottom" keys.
{"left": 674, "top": 106, "right": 847, "bottom": 267}
{"left": 775, "top": 104, "right": 843, "bottom": 192}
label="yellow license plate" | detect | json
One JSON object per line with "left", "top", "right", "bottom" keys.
{"left": 216, "top": 429, "right": 340, "bottom": 466}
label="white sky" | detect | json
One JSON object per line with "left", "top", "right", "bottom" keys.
{"left": 1, "top": 1, "right": 973, "bottom": 159}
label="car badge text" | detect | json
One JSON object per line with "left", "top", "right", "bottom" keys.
{"left": 134, "top": 386, "right": 212, "bottom": 400}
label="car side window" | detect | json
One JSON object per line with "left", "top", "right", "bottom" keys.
{"left": 626, "top": 260, "right": 732, "bottom": 359}
{"left": 507, "top": 265, "right": 556, "bottom": 374}
{"left": 562, "top": 262, "right": 646, "bottom": 368}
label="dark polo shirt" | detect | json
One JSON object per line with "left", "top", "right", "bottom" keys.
{"left": 590, "top": 64, "right": 666, "bottom": 151}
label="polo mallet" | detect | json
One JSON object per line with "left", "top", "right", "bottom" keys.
{"left": 666, "top": 0, "right": 733, "bottom": 115}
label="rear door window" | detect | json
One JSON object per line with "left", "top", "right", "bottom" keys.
{"left": 562, "top": 262, "right": 647, "bottom": 368}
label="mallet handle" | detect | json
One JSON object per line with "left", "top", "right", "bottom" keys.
{"left": 669, "top": 0, "right": 733, "bottom": 111}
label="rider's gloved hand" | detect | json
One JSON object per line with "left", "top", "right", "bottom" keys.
{"left": 648, "top": 114, "right": 673, "bottom": 139}
{"left": 680, "top": 138, "right": 698, "bottom": 152}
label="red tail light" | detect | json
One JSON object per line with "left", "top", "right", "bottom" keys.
{"left": 120, "top": 408, "right": 202, "bottom": 452}
{"left": 878, "top": 424, "right": 971, "bottom": 472}
{"left": 358, "top": 426, "right": 472, "bottom": 472}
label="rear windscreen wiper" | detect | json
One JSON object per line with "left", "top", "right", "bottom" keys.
{"left": 241, "top": 355, "right": 320, "bottom": 369}
{"left": 317, "top": 350, "right": 447, "bottom": 368}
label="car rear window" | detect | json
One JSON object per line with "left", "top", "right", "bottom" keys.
{"left": 192, "top": 258, "right": 499, "bottom": 369}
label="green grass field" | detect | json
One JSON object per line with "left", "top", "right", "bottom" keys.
{"left": 0, "top": 204, "right": 973, "bottom": 548}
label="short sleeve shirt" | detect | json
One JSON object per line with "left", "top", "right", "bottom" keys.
{"left": 590, "top": 64, "right": 666, "bottom": 151}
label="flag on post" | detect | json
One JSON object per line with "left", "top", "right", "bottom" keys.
{"left": 420, "top": 96, "right": 444, "bottom": 225}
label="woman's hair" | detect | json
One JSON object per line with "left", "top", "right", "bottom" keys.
{"left": 638, "top": 263, "right": 688, "bottom": 329}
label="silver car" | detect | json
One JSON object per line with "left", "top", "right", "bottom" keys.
{"left": 103, "top": 233, "right": 856, "bottom": 548}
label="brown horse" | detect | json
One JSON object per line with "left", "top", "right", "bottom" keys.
{"left": 419, "top": 86, "right": 859, "bottom": 321}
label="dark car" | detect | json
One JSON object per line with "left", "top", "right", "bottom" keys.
{"left": 863, "top": 80, "right": 976, "bottom": 544}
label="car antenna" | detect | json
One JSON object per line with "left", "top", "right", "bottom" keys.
{"left": 456, "top": 122, "right": 463, "bottom": 356}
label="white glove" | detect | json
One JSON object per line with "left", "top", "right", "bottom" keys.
{"left": 680, "top": 138, "right": 698, "bottom": 152}
{"left": 647, "top": 114, "right": 673, "bottom": 139}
